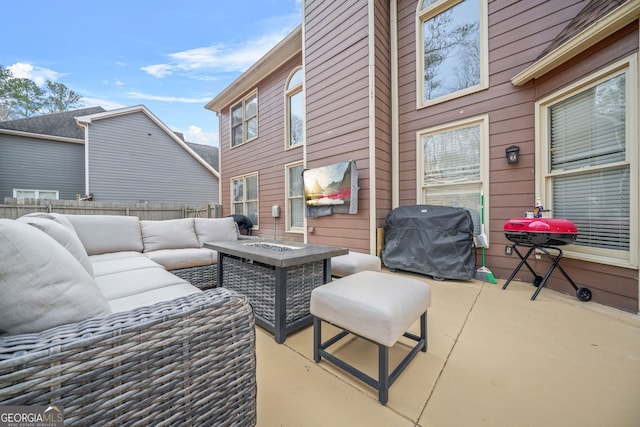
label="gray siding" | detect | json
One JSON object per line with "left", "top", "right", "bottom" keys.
{"left": 87, "top": 112, "right": 218, "bottom": 205}
{"left": 0, "top": 134, "right": 85, "bottom": 199}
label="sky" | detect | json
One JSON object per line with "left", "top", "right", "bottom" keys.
{"left": 0, "top": 1, "right": 302, "bottom": 147}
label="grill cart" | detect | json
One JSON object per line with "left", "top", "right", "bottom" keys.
{"left": 501, "top": 218, "right": 592, "bottom": 302}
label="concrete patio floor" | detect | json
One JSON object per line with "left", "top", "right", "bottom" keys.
{"left": 255, "top": 270, "right": 640, "bottom": 426}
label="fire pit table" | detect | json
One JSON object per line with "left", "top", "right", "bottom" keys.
{"left": 205, "top": 240, "right": 348, "bottom": 343}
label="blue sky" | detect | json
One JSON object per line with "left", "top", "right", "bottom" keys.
{"left": 1, "top": 1, "right": 302, "bottom": 146}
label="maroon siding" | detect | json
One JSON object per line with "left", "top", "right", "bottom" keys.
{"left": 218, "top": 53, "right": 304, "bottom": 242}
{"left": 304, "top": 0, "right": 373, "bottom": 252}
{"left": 396, "top": 0, "right": 638, "bottom": 312}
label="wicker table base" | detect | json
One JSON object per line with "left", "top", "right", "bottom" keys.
{"left": 206, "top": 240, "right": 348, "bottom": 343}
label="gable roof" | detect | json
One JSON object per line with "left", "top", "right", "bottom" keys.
{"left": 0, "top": 106, "right": 105, "bottom": 139}
{"left": 186, "top": 142, "right": 219, "bottom": 172}
{"left": 75, "top": 105, "right": 220, "bottom": 178}
{"left": 512, "top": 0, "right": 640, "bottom": 86}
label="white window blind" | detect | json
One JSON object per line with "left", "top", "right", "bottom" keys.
{"left": 548, "top": 73, "right": 628, "bottom": 251}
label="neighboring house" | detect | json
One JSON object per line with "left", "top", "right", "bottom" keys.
{"left": 205, "top": 0, "right": 639, "bottom": 313}
{"left": 0, "top": 105, "right": 220, "bottom": 205}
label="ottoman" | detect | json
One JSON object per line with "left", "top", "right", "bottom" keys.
{"left": 310, "top": 271, "right": 432, "bottom": 404}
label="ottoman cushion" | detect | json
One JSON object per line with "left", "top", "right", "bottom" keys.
{"left": 331, "top": 252, "right": 382, "bottom": 277}
{"left": 310, "top": 271, "right": 431, "bottom": 347}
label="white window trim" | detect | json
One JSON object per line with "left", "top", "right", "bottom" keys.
{"left": 415, "top": 0, "right": 489, "bottom": 109}
{"left": 285, "top": 67, "right": 304, "bottom": 150}
{"left": 535, "top": 54, "right": 638, "bottom": 269}
{"left": 230, "top": 172, "right": 260, "bottom": 229}
{"left": 13, "top": 189, "right": 59, "bottom": 200}
{"left": 230, "top": 89, "right": 259, "bottom": 148}
{"left": 416, "top": 114, "right": 490, "bottom": 242}
{"left": 285, "top": 161, "right": 305, "bottom": 234}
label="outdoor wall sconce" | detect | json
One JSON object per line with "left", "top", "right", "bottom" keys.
{"left": 506, "top": 145, "right": 520, "bottom": 164}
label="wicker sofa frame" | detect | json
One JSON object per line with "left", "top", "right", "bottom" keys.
{"left": 0, "top": 288, "right": 256, "bottom": 426}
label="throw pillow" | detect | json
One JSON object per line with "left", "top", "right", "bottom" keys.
{"left": 0, "top": 219, "right": 111, "bottom": 335}
{"left": 194, "top": 217, "right": 238, "bottom": 246}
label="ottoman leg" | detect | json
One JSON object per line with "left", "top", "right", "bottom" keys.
{"left": 421, "top": 312, "right": 428, "bottom": 352}
{"left": 378, "top": 345, "right": 389, "bottom": 405}
{"left": 313, "top": 316, "right": 322, "bottom": 363}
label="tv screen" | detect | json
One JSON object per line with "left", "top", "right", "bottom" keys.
{"left": 303, "top": 161, "right": 353, "bottom": 207}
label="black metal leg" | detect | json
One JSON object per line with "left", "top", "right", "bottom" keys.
{"left": 313, "top": 317, "right": 321, "bottom": 363}
{"left": 420, "top": 312, "right": 427, "bottom": 352}
{"left": 378, "top": 345, "right": 389, "bottom": 405}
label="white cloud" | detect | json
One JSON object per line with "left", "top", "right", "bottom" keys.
{"left": 141, "top": 27, "right": 295, "bottom": 78}
{"left": 126, "top": 91, "right": 212, "bottom": 104}
{"left": 7, "top": 62, "right": 61, "bottom": 85}
{"left": 81, "top": 96, "right": 127, "bottom": 111}
{"left": 186, "top": 125, "right": 218, "bottom": 146}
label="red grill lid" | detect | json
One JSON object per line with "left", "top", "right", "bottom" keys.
{"left": 504, "top": 218, "right": 578, "bottom": 246}
{"left": 503, "top": 218, "right": 578, "bottom": 234}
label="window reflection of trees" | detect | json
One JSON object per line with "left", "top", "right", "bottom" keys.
{"left": 423, "top": 0, "right": 480, "bottom": 101}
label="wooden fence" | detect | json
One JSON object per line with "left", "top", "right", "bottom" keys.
{"left": 0, "top": 198, "right": 222, "bottom": 220}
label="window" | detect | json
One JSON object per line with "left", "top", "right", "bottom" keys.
{"left": 230, "top": 91, "right": 258, "bottom": 147}
{"left": 285, "top": 68, "right": 304, "bottom": 148}
{"left": 418, "top": 116, "right": 489, "bottom": 237}
{"left": 286, "top": 162, "right": 305, "bottom": 233}
{"left": 417, "top": 0, "right": 488, "bottom": 108}
{"left": 231, "top": 173, "right": 259, "bottom": 228}
{"left": 13, "top": 189, "right": 59, "bottom": 200}
{"left": 538, "top": 56, "right": 637, "bottom": 267}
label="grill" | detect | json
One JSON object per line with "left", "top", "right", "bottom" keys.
{"left": 504, "top": 218, "right": 578, "bottom": 246}
{"left": 502, "top": 217, "right": 591, "bottom": 302}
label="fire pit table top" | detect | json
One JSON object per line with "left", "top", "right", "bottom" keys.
{"left": 204, "top": 240, "right": 348, "bottom": 268}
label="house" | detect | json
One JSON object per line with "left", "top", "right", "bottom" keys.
{"left": 0, "top": 105, "right": 220, "bottom": 205}
{"left": 205, "top": 0, "right": 640, "bottom": 314}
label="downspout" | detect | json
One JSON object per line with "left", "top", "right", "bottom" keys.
{"left": 75, "top": 120, "right": 90, "bottom": 197}
{"left": 391, "top": 0, "right": 399, "bottom": 209}
{"left": 368, "top": 0, "right": 377, "bottom": 255}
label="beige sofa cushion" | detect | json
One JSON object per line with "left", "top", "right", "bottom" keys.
{"left": 65, "top": 214, "right": 143, "bottom": 256}
{"left": 17, "top": 214, "right": 94, "bottom": 276}
{"left": 140, "top": 218, "right": 199, "bottom": 252}
{"left": 108, "top": 283, "right": 201, "bottom": 313}
{"left": 194, "top": 217, "right": 238, "bottom": 246}
{"left": 144, "top": 248, "right": 215, "bottom": 270}
{"left": 95, "top": 267, "right": 192, "bottom": 300}
{"left": 0, "top": 219, "right": 111, "bottom": 335}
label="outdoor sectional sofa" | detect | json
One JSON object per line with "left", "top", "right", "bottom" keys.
{"left": 0, "top": 214, "right": 256, "bottom": 426}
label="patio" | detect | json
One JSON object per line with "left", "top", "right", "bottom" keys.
{"left": 255, "top": 270, "right": 640, "bottom": 426}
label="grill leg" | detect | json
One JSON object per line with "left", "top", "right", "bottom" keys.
{"left": 530, "top": 246, "right": 563, "bottom": 300}
{"left": 502, "top": 246, "right": 536, "bottom": 290}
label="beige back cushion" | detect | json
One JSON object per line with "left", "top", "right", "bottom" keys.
{"left": 194, "top": 217, "right": 238, "bottom": 246}
{"left": 0, "top": 219, "right": 111, "bottom": 335}
{"left": 65, "top": 215, "right": 143, "bottom": 256}
{"left": 140, "top": 218, "right": 199, "bottom": 252}
{"left": 17, "top": 214, "right": 94, "bottom": 276}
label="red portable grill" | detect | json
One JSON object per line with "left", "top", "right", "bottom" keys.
{"left": 501, "top": 218, "right": 591, "bottom": 302}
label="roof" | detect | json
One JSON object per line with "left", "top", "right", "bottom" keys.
{"left": 537, "top": 0, "right": 629, "bottom": 59}
{"left": 75, "top": 105, "right": 220, "bottom": 178}
{"left": 512, "top": 0, "right": 640, "bottom": 86}
{"left": 186, "top": 142, "right": 219, "bottom": 172}
{"left": 0, "top": 106, "right": 105, "bottom": 139}
{"left": 205, "top": 25, "right": 302, "bottom": 113}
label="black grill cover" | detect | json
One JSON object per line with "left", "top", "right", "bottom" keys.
{"left": 381, "top": 205, "right": 475, "bottom": 280}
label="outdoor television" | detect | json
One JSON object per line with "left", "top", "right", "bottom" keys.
{"left": 303, "top": 160, "right": 353, "bottom": 207}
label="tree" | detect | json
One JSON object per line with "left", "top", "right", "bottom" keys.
{"left": 0, "top": 64, "right": 83, "bottom": 120}
{"left": 43, "top": 80, "right": 83, "bottom": 114}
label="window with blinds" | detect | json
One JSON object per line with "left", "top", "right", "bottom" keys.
{"left": 420, "top": 117, "right": 488, "bottom": 235}
{"left": 544, "top": 64, "right": 632, "bottom": 260}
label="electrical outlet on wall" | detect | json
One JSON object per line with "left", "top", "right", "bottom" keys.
{"left": 505, "top": 246, "right": 512, "bottom": 256}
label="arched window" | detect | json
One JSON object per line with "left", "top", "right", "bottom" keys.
{"left": 285, "top": 67, "right": 304, "bottom": 148}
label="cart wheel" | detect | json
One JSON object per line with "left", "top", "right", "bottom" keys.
{"left": 576, "top": 287, "right": 592, "bottom": 302}
{"left": 432, "top": 276, "right": 445, "bottom": 281}
{"left": 532, "top": 275, "right": 544, "bottom": 287}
